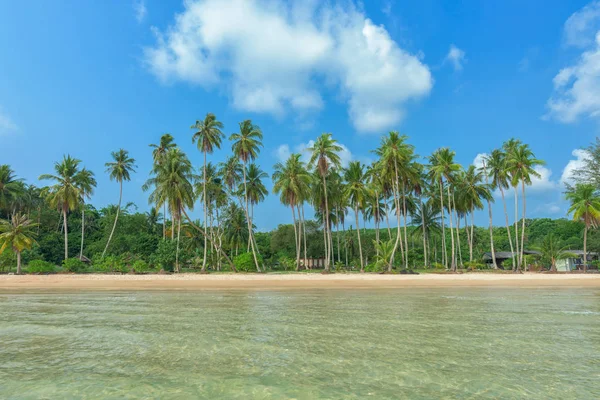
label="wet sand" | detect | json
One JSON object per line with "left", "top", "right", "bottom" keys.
{"left": 0, "top": 273, "right": 599, "bottom": 291}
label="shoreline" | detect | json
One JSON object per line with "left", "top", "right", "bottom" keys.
{"left": 1, "top": 273, "right": 600, "bottom": 291}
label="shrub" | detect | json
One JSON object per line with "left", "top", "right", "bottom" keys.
{"left": 150, "top": 240, "right": 177, "bottom": 272}
{"left": 432, "top": 262, "right": 444, "bottom": 270}
{"left": 132, "top": 259, "right": 151, "bottom": 274}
{"left": 63, "top": 258, "right": 87, "bottom": 273}
{"left": 464, "top": 261, "right": 487, "bottom": 271}
{"left": 279, "top": 256, "right": 296, "bottom": 271}
{"left": 363, "top": 262, "right": 383, "bottom": 273}
{"left": 91, "top": 255, "right": 129, "bottom": 273}
{"left": 234, "top": 252, "right": 264, "bottom": 272}
{"left": 27, "top": 260, "right": 57, "bottom": 274}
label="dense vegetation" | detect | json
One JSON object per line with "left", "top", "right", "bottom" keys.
{"left": 1, "top": 118, "right": 599, "bottom": 274}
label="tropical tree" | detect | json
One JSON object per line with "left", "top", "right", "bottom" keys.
{"left": 102, "top": 149, "right": 136, "bottom": 257}
{"left": 149, "top": 133, "right": 176, "bottom": 239}
{"left": 373, "top": 239, "right": 395, "bottom": 271}
{"left": 461, "top": 165, "right": 493, "bottom": 263}
{"left": 0, "top": 213, "right": 37, "bottom": 274}
{"left": 192, "top": 113, "right": 225, "bottom": 270}
{"left": 479, "top": 156, "right": 498, "bottom": 269}
{"left": 535, "top": 234, "right": 575, "bottom": 272}
{"left": 39, "top": 155, "right": 85, "bottom": 260}
{"left": 344, "top": 161, "right": 368, "bottom": 272}
{"left": 76, "top": 168, "right": 97, "bottom": 259}
{"left": 245, "top": 163, "right": 268, "bottom": 249}
{"left": 308, "top": 133, "right": 342, "bottom": 272}
{"left": 0, "top": 165, "right": 24, "bottom": 215}
{"left": 506, "top": 142, "right": 543, "bottom": 270}
{"left": 229, "top": 120, "right": 263, "bottom": 272}
{"left": 566, "top": 183, "right": 600, "bottom": 272}
{"left": 411, "top": 198, "right": 441, "bottom": 266}
{"left": 272, "top": 154, "right": 311, "bottom": 269}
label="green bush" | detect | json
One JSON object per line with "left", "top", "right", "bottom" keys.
{"left": 132, "top": 259, "right": 151, "bottom": 274}
{"left": 91, "top": 255, "right": 129, "bottom": 273}
{"left": 432, "top": 262, "right": 444, "bottom": 270}
{"left": 63, "top": 258, "right": 87, "bottom": 273}
{"left": 234, "top": 252, "right": 264, "bottom": 272}
{"left": 464, "top": 261, "right": 487, "bottom": 271}
{"left": 363, "top": 262, "right": 383, "bottom": 273}
{"left": 27, "top": 260, "right": 57, "bottom": 274}
{"left": 150, "top": 240, "right": 177, "bottom": 272}
{"left": 278, "top": 256, "right": 296, "bottom": 271}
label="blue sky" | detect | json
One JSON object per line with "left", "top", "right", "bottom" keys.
{"left": 2, "top": 0, "right": 600, "bottom": 230}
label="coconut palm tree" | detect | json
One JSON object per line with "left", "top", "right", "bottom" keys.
{"left": 0, "top": 165, "right": 24, "bottom": 216}
{"left": 373, "top": 239, "right": 395, "bottom": 271}
{"left": 411, "top": 198, "right": 441, "bottom": 264}
{"left": 229, "top": 120, "right": 263, "bottom": 272}
{"left": 272, "top": 154, "right": 311, "bottom": 269}
{"left": 102, "top": 149, "right": 136, "bottom": 258}
{"left": 245, "top": 163, "right": 268, "bottom": 251}
{"left": 461, "top": 165, "right": 493, "bottom": 263}
{"left": 0, "top": 213, "right": 37, "bottom": 274}
{"left": 344, "top": 161, "right": 368, "bottom": 272}
{"left": 39, "top": 155, "right": 85, "bottom": 260}
{"left": 535, "top": 234, "right": 575, "bottom": 272}
{"left": 76, "top": 168, "right": 96, "bottom": 259}
{"left": 223, "top": 202, "right": 248, "bottom": 257}
{"left": 150, "top": 133, "right": 176, "bottom": 239}
{"left": 308, "top": 133, "right": 342, "bottom": 272}
{"left": 486, "top": 149, "right": 516, "bottom": 270}
{"left": 192, "top": 113, "right": 225, "bottom": 270}
{"left": 506, "top": 142, "right": 543, "bottom": 270}
{"left": 502, "top": 139, "right": 523, "bottom": 269}
{"left": 566, "top": 183, "right": 600, "bottom": 272}
{"left": 479, "top": 157, "right": 498, "bottom": 269}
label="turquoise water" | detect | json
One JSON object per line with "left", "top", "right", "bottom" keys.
{"left": 0, "top": 289, "right": 599, "bottom": 399}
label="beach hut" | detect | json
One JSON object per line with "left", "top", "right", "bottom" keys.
{"left": 555, "top": 251, "right": 598, "bottom": 271}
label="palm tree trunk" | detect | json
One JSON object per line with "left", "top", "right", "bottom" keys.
{"left": 482, "top": 160, "right": 498, "bottom": 269}
{"left": 242, "top": 164, "right": 261, "bottom": 272}
{"left": 438, "top": 179, "right": 447, "bottom": 269}
{"left": 384, "top": 201, "right": 392, "bottom": 240}
{"left": 584, "top": 224, "right": 588, "bottom": 273}
{"left": 343, "top": 219, "right": 348, "bottom": 267}
{"left": 163, "top": 203, "right": 166, "bottom": 240}
{"left": 446, "top": 183, "right": 456, "bottom": 271}
{"left": 499, "top": 187, "right": 515, "bottom": 270}
{"left": 301, "top": 204, "right": 308, "bottom": 267}
{"left": 292, "top": 204, "right": 299, "bottom": 271}
{"left": 203, "top": 151, "right": 208, "bottom": 271}
{"left": 356, "top": 205, "right": 364, "bottom": 272}
{"left": 520, "top": 180, "right": 527, "bottom": 270}
{"left": 390, "top": 160, "right": 402, "bottom": 272}
{"left": 420, "top": 196, "right": 428, "bottom": 267}
{"left": 322, "top": 222, "right": 327, "bottom": 269}
{"left": 63, "top": 205, "right": 69, "bottom": 260}
{"left": 336, "top": 208, "right": 341, "bottom": 263}
{"left": 16, "top": 251, "right": 22, "bottom": 275}
{"left": 469, "top": 207, "right": 475, "bottom": 263}
{"left": 514, "top": 186, "right": 520, "bottom": 272}
{"left": 176, "top": 212, "right": 181, "bottom": 273}
{"left": 322, "top": 174, "right": 331, "bottom": 272}
{"left": 103, "top": 181, "right": 122, "bottom": 258}
{"left": 80, "top": 203, "right": 85, "bottom": 259}
{"left": 401, "top": 183, "right": 409, "bottom": 269}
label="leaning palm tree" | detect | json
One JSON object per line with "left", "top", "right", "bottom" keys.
{"left": 272, "top": 154, "right": 311, "bottom": 269}
{"left": 0, "top": 213, "right": 38, "bottom": 274}
{"left": 506, "top": 142, "right": 543, "bottom": 270}
{"left": 102, "top": 149, "right": 136, "bottom": 257}
{"left": 566, "top": 184, "right": 600, "bottom": 272}
{"left": 39, "top": 155, "right": 84, "bottom": 260}
{"left": 486, "top": 149, "right": 515, "bottom": 270}
{"left": 344, "top": 161, "right": 368, "bottom": 272}
{"left": 0, "top": 165, "right": 24, "bottom": 215}
{"left": 309, "top": 133, "right": 342, "bottom": 272}
{"left": 229, "top": 120, "right": 263, "bottom": 272}
{"left": 149, "top": 133, "right": 176, "bottom": 239}
{"left": 192, "top": 113, "right": 225, "bottom": 270}
{"left": 76, "top": 168, "right": 97, "bottom": 259}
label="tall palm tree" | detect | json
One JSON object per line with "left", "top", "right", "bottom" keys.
{"left": 230, "top": 120, "right": 263, "bottom": 272}
{"left": 0, "top": 165, "right": 24, "bottom": 215}
{"left": 192, "top": 113, "right": 225, "bottom": 270}
{"left": 486, "top": 149, "right": 516, "bottom": 270}
{"left": 428, "top": 148, "right": 461, "bottom": 271}
{"left": 245, "top": 163, "right": 268, "bottom": 243}
{"left": 308, "top": 133, "right": 342, "bottom": 272}
{"left": 39, "top": 155, "right": 84, "bottom": 260}
{"left": 502, "top": 139, "right": 523, "bottom": 269}
{"left": 506, "top": 142, "right": 543, "bottom": 270}
{"left": 76, "top": 168, "right": 97, "bottom": 259}
{"left": 0, "top": 213, "right": 38, "bottom": 274}
{"left": 149, "top": 133, "right": 176, "bottom": 239}
{"left": 479, "top": 157, "right": 498, "bottom": 269}
{"left": 272, "top": 154, "right": 311, "bottom": 269}
{"left": 102, "top": 149, "right": 136, "bottom": 258}
{"left": 411, "top": 198, "right": 441, "bottom": 264}
{"left": 344, "top": 161, "right": 368, "bottom": 272}
{"left": 461, "top": 165, "right": 493, "bottom": 263}
{"left": 566, "top": 183, "right": 600, "bottom": 272}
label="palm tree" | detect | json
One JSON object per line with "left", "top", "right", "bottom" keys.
{"left": 506, "top": 142, "right": 543, "bottom": 270}
{"left": 245, "top": 163, "right": 268, "bottom": 246}
{"left": 192, "top": 113, "right": 225, "bottom": 270}
{"left": 150, "top": 133, "right": 176, "bottom": 239}
{"left": 39, "top": 155, "right": 84, "bottom": 260}
{"left": 502, "top": 139, "right": 523, "bottom": 270}
{"left": 428, "top": 148, "right": 461, "bottom": 271}
{"left": 411, "top": 198, "right": 441, "bottom": 266}
{"left": 229, "top": 120, "right": 263, "bottom": 272}
{"left": 102, "top": 149, "right": 136, "bottom": 258}
{"left": 479, "top": 157, "right": 498, "bottom": 269}
{"left": 0, "top": 214, "right": 37, "bottom": 274}
{"left": 308, "top": 133, "right": 342, "bottom": 272}
{"left": 373, "top": 239, "right": 395, "bottom": 271}
{"left": 273, "top": 154, "right": 311, "bottom": 269}
{"left": 536, "top": 234, "right": 575, "bottom": 272}
{"left": 566, "top": 184, "right": 600, "bottom": 272}
{"left": 344, "top": 161, "right": 368, "bottom": 272}
{"left": 223, "top": 202, "right": 248, "bottom": 257}
{"left": 486, "top": 149, "right": 516, "bottom": 270}
{"left": 0, "top": 165, "right": 24, "bottom": 215}
{"left": 462, "top": 165, "right": 493, "bottom": 263}
{"left": 76, "top": 168, "right": 97, "bottom": 259}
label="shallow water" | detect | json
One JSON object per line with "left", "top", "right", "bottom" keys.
{"left": 0, "top": 289, "right": 599, "bottom": 399}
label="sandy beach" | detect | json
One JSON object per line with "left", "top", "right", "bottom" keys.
{"left": 0, "top": 273, "right": 599, "bottom": 291}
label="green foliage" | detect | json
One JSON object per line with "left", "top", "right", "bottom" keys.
{"left": 27, "top": 259, "right": 58, "bottom": 274}
{"left": 363, "top": 262, "right": 383, "bottom": 273}
{"left": 63, "top": 257, "right": 87, "bottom": 273}
{"left": 432, "top": 262, "right": 444, "bottom": 270}
{"left": 91, "top": 255, "right": 129, "bottom": 273}
{"left": 150, "top": 240, "right": 177, "bottom": 272}
{"left": 132, "top": 259, "right": 152, "bottom": 273}
{"left": 278, "top": 256, "right": 296, "bottom": 271}
{"left": 234, "top": 252, "right": 263, "bottom": 272}
{"left": 464, "top": 261, "right": 486, "bottom": 271}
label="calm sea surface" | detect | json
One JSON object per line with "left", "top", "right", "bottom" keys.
{"left": 0, "top": 288, "right": 599, "bottom": 399}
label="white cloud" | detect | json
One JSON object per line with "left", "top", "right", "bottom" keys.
{"left": 134, "top": 0, "right": 147, "bottom": 23}
{"left": 564, "top": 1, "right": 600, "bottom": 48}
{"left": 275, "top": 140, "right": 352, "bottom": 167}
{"left": 444, "top": 44, "right": 466, "bottom": 71}
{"left": 472, "top": 153, "right": 488, "bottom": 170}
{"left": 561, "top": 148, "right": 591, "bottom": 185}
{"left": 528, "top": 166, "right": 558, "bottom": 192}
{"left": 0, "top": 107, "right": 17, "bottom": 135}
{"left": 536, "top": 203, "right": 562, "bottom": 215}
{"left": 144, "top": 0, "right": 432, "bottom": 133}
